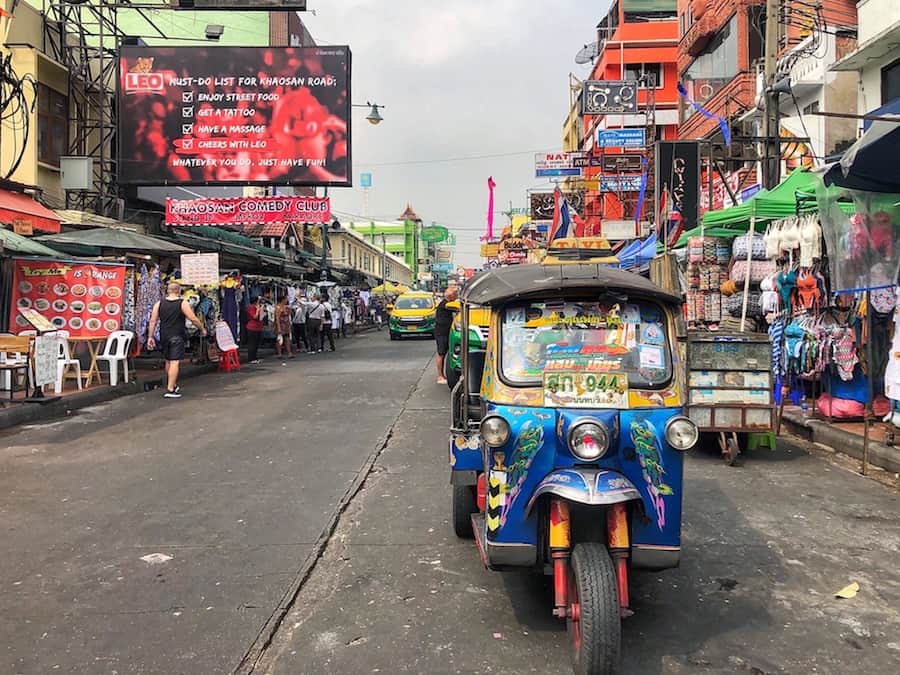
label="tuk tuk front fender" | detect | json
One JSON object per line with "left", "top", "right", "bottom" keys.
{"left": 524, "top": 468, "right": 641, "bottom": 517}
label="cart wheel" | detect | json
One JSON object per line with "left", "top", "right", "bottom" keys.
{"left": 451, "top": 484, "right": 476, "bottom": 538}
{"left": 723, "top": 436, "right": 740, "bottom": 466}
{"left": 567, "top": 543, "right": 621, "bottom": 675}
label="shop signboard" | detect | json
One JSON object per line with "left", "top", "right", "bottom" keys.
{"left": 596, "top": 128, "right": 645, "bottom": 149}
{"left": 655, "top": 140, "right": 701, "bottom": 231}
{"left": 535, "top": 152, "right": 584, "bottom": 178}
{"left": 10, "top": 260, "right": 127, "bottom": 338}
{"left": 12, "top": 219, "right": 33, "bottom": 236}
{"left": 434, "top": 245, "right": 454, "bottom": 263}
{"left": 420, "top": 225, "right": 449, "bottom": 243}
{"left": 601, "top": 153, "right": 643, "bottom": 173}
{"left": 360, "top": 172, "right": 372, "bottom": 188}
{"left": 180, "top": 252, "right": 220, "bottom": 286}
{"left": 599, "top": 176, "right": 643, "bottom": 192}
{"left": 480, "top": 242, "right": 499, "bottom": 257}
{"left": 600, "top": 219, "right": 638, "bottom": 241}
{"left": 431, "top": 262, "right": 453, "bottom": 273}
{"left": 700, "top": 167, "right": 757, "bottom": 212}
{"left": 165, "top": 196, "right": 330, "bottom": 225}
{"left": 529, "top": 190, "right": 585, "bottom": 221}
{"left": 582, "top": 80, "right": 638, "bottom": 115}
{"left": 33, "top": 333, "right": 61, "bottom": 388}
{"left": 118, "top": 45, "right": 351, "bottom": 187}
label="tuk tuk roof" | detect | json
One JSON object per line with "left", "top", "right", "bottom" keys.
{"left": 460, "top": 263, "right": 681, "bottom": 306}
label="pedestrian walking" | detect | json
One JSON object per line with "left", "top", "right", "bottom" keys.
{"left": 246, "top": 296, "right": 265, "bottom": 364}
{"left": 341, "top": 298, "right": 353, "bottom": 337}
{"left": 434, "top": 286, "right": 458, "bottom": 384}
{"left": 331, "top": 300, "right": 343, "bottom": 340}
{"left": 307, "top": 295, "right": 327, "bottom": 353}
{"left": 147, "top": 281, "right": 207, "bottom": 398}
{"left": 320, "top": 297, "right": 337, "bottom": 351}
{"left": 274, "top": 295, "right": 294, "bottom": 359}
{"left": 292, "top": 295, "right": 309, "bottom": 352}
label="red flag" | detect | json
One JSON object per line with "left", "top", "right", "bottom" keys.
{"left": 482, "top": 176, "right": 497, "bottom": 242}
{"left": 548, "top": 187, "right": 562, "bottom": 241}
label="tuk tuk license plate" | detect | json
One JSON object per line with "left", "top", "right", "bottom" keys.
{"left": 543, "top": 371, "right": 628, "bottom": 408}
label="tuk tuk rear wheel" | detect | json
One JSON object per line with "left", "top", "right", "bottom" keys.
{"left": 451, "top": 484, "right": 476, "bottom": 538}
{"left": 568, "top": 543, "right": 621, "bottom": 675}
{"left": 444, "top": 359, "right": 460, "bottom": 390}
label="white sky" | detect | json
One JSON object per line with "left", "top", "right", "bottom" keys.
{"left": 305, "top": 1, "right": 606, "bottom": 266}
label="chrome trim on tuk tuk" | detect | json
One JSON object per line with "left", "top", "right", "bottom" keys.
{"left": 524, "top": 468, "right": 641, "bottom": 516}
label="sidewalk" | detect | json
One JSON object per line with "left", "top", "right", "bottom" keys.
{"left": 780, "top": 406, "right": 900, "bottom": 474}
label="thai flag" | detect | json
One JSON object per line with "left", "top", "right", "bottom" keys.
{"left": 657, "top": 188, "right": 684, "bottom": 248}
{"left": 549, "top": 190, "right": 586, "bottom": 241}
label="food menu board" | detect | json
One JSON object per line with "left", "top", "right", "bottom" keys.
{"left": 10, "top": 261, "right": 126, "bottom": 338}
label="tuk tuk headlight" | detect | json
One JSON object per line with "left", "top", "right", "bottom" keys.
{"left": 665, "top": 416, "right": 699, "bottom": 451}
{"left": 480, "top": 415, "right": 510, "bottom": 447}
{"left": 568, "top": 420, "right": 610, "bottom": 461}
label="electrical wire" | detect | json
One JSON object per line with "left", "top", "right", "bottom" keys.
{"left": 0, "top": 53, "right": 36, "bottom": 180}
{"left": 358, "top": 147, "right": 562, "bottom": 168}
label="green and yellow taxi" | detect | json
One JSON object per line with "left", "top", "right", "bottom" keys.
{"left": 445, "top": 304, "right": 490, "bottom": 388}
{"left": 388, "top": 291, "right": 436, "bottom": 340}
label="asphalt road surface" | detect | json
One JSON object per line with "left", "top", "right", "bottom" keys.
{"left": 2, "top": 333, "right": 899, "bottom": 674}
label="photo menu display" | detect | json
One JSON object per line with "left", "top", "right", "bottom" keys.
{"left": 9, "top": 261, "right": 126, "bottom": 338}
{"left": 118, "top": 46, "right": 351, "bottom": 186}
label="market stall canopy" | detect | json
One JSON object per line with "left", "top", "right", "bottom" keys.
{"left": 702, "top": 170, "right": 823, "bottom": 228}
{"left": 0, "top": 189, "right": 61, "bottom": 234}
{"left": 823, "top": 119, "right": 900, "bottom": 193}
{"left": 0, "top": 227, "right": 64, "bottom": 256}
{"left": 669, "top": 226, "right": 742, "bottom": 250}
{"left": 38, "top": 227, "right": 191, "bottom": 255}
{"left": 370, "top": 281, "right": 409, "bottom": 294}
{"left": 617, "top": 233, "right": 657, "bottom": 270}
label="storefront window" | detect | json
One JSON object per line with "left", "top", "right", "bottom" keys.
{"left": 681, "top": 15, "right": 739, "bottom": 122}
{"left": 38, "top": 85, "right": 68, "bottom": 166}
{"left": 624, "top": 63, "right": 663, "bottom": 88}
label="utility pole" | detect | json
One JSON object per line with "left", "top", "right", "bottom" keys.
{"left": 762, "top": 0, "right": 781, "bottom": 189}
{"left": 381, "top": 233, "right": 387, "bottom": 284}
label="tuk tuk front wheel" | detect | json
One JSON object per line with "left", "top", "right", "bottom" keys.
{"left": 567, "top": 543, "right": 621, "bottom": 675}
{"left": 451, "top": 483, "right": 476, "bottom": 538}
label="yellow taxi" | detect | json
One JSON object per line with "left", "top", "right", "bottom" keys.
{"left": 388, "top": 291, "right": 436, "bottom": 340}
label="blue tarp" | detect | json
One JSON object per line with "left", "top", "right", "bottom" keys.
{"left": 618, "top": 233, "right": 657, "bottom": 270}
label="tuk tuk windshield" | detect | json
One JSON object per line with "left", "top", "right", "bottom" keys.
{"left": 500, "top": 300, "right": 671, "bottom": 388}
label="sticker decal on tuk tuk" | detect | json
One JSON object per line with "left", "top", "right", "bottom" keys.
{"left": 499, "top": 420, "right": 544, "bottom": 526}
{"left": 629, "top": 419, "right": 673, "bottom": 530}
{"left": 543, "top": 371, "right": 628, "bottom": 408}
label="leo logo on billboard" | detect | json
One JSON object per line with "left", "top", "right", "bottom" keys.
{"left": 124, "top": 57, "right": 165, "bottom": 94}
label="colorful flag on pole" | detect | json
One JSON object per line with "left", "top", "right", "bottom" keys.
{"left": 677, "top": 82, "right": 731, "bottom": 145}
{"left": 549, "top": 190, "right": 585, "bottom": 242}
{"left": 482, "top": 176, "right": 497, "bottom": 242}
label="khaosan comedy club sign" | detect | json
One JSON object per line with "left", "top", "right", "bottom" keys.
{"left": 165, "top": 196, "right": 331, "bottom": 226}
{"left": 118, "top": 45, "right": 351, "bottom": 187}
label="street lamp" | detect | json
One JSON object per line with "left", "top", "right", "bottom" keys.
{"left": 352, "top": 102, "right": 385, "bottom": 125}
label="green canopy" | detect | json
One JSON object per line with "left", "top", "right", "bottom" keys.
{"left": 0, "top": 227, "right": 63, "bottom": 257}
{"left": 701, "top": 170, "right": 822, "bottom": 228}
{"left": 39, "top": 227, "right": 191, "bottom": 255}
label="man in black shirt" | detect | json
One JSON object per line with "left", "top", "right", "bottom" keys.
{"left": 148, "top": 281, "right": 207, "bottom": 398}
{"left": 434, "top": 286, "right": 459, "bottom": 384}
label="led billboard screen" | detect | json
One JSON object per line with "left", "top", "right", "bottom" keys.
{"left": 118, "top": 46, "right": 351, "bottom": 186}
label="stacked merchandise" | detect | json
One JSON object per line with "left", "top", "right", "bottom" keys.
{"left": 684, "top": 237, "right": 729, "bottom": 328}
{"left": 720, "top": 232, "right": 776, "bottom": 331}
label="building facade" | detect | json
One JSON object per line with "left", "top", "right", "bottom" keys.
{"left": 831, "top": 0, "right": 900, "bottom": 124}
{"left": 327, "top": 227, "right": 412, "bottom": 286}
{"left": 564, "top": 1, "right": 680, "bottom": 231}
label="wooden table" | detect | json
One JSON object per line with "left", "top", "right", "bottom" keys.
{"left": 68, "top": 336, "right": 106, "bottom": 387}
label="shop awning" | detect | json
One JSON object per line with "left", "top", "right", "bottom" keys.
{"left": 702, "top": 170, "right": 821, "bottom": 228}
{"left": 823, "top": 120, "right": 900, "bottom": 193}
{"left": 54, "top": 209, "right": 143, "bottom": 232}
{"left": 0, "top": 189, "right": 61, "bottom": 234}
{"left": 0, "top": 227, "right": 63, "bottom": 256}
{"left": 38, "top": 228, "right": 191, "bottom": 255}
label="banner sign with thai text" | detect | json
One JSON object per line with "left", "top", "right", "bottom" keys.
{"left": 165, "top": 196, "right": 331, "bottom": 225}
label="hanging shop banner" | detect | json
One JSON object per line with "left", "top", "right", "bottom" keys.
{"left": 118, "top": 46, "right": 351, "bottom": 187}
{"left": 655, "top": 140, "right": 701, "bottom": 231}
{"left": 535, "top": 153, "right": 585, "bottom": 178}
{"left": 165, "top": 196, "right": 331, "bottom": 225}
{"left": 180, "top": 252, "right": 220, "bottom": 286}
{"left": 480, "top": 242, "right": 500, "bottom": 258}
{"left": 700, "top": 167, "right": 758, "bottom": 212}
{"left": 600, "top": 176, "right": 643, "bottom": 192}
{"left": 582, "top": 81, "right": 638, "bottom": 115}
{"left": 530, "top": 191, "right": 586, "bottom": 220}
{"left": 10, "top": 261, "right": 127, "bottom": 338}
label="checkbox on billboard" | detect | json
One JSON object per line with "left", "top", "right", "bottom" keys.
{"left": 182, "top": 106, "right": 194, "bottom": 117}
{"left": 182, "top": 123, "right": 193, "bottom": 135}
{"left": 182, "top": 91, "right": 193, "bottom": 103}
{"left": 182, "top": 139, "right": 194, "bottom": 150}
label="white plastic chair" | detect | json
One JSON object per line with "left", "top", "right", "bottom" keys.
{"left": 54, "top": 330, "right": 82, "bottom": 394}
{"left": 97, "top": 331, "right": 133, "bottom": 386}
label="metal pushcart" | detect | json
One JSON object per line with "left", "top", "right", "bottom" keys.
{"left": 685, "top": 331, "right": 775, "bottom": 465}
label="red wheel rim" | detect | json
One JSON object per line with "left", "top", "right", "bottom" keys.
{"left": 566, "top": 565, "right": 581, "bottom": 651}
